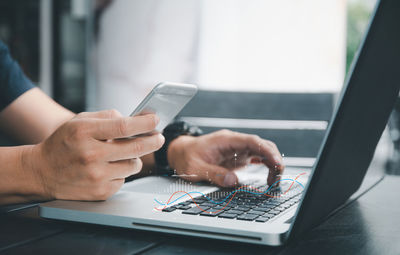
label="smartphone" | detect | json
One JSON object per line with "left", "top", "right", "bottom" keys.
{"left": 130, "top": 82, "right": 198, "bottom": 132}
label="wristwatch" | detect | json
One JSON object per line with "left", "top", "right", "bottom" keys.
{"left": 154, "top": 121, "right": 203, "bottom": 176}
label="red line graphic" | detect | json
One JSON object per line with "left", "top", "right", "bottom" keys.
{"left": 155, "top": 172, "right": 306, "bottom": 214}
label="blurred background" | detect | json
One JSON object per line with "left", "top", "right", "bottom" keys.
{"left": 2, "top": 0, "right": 399, "bottom": 174}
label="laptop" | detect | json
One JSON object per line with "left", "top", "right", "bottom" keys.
{"left": 39, "top": 0, "right": 400, "bottom": 246}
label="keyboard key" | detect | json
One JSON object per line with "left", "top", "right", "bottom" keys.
{"left": 274, "top": 206, "right": 286, "bottom": 211}
{"left": 234, "top": 207, "right": 250, "bottom": 212}
{"left": 235, "top": 201, "right": 247, "bottom": 205}
{"left": 178, "top": 201, "right": 191, "bottom": 206}
{"left": 252, "top": 207, "right": 271, "bottom": 212}
{"left": 225, "top": 209, "right": 243, "bottom": 215}
{"left": 182, "top": 206, "right": 210, "bottom": 215}
{"left": 218, "top": 213, "right": 238, "bottom": 219}
{"left": 192, "top": 198, "right": 206, "bottom": 204}
{"left": 200, "top": 209, "right": 223, "bottom": 217}
{"left": 176, "top": 205, "right": 192, "bottom": 210}
{"left": 259, "top": 203, "right": 276, "bottom": 208}
{"left": 268, "top": 201, "right": 281, "bottom": 206}
{"left": 247, "top": 210, "right": 265, "bottom": 216}
{"left": 202, "top": 202, "right": 217, "bottom": 207}
{"left": 255, "top": 217, "right": 269, "bottom": 223}
{"left": 237, "top": 214, "right": 259, "bottom": 221}
{"left": 162, "top": 207, "right": 176, "bottom": 212}
{"left": 264, "top": 213, "right": 275, "bottom": 218}
{"left": 213, "top": 198, "right": 224, "bottom": 202}
{"left": 236, "top": 205, "right": 252, "bottom": 209}
{"left": 213, "top": 205, "right": 231, "bottom": 210}
{"left": 247, "top": 201, "right": 260, "bottom": 206}
{"left": 268, "top": 210, "right": 280, "bottom": 215}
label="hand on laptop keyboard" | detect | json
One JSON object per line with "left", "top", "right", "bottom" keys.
{"left": 166, "top": 129, "right": 285, "bottom": 188}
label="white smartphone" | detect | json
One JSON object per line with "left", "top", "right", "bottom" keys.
{"left": 130, "top": 82, "right": 198, "bottom": 132}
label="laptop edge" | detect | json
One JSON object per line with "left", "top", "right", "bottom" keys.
{"left": 289, "top": 0, "right": 400, "bottom": 241}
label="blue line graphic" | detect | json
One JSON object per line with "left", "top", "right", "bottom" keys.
{"left": 154, "top": 178, "right": 305, "bottom": 206}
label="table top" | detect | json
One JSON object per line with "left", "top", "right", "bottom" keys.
{"left": 1, "top": 175, "right": 399, "bottom": 255}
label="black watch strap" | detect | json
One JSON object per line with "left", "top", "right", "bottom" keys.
{"left": 154, "top": 121, "right": 202, "bottom": 176}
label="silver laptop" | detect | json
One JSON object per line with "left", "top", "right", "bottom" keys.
{"left": 40, "top": 0, "right": 400, "bottom": 246}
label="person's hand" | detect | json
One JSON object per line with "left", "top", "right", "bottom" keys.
{"left": 30, "top": 110, "right": 164, "bottom": 201}
{"left": 167, "top": 129, "right": 284, "bottom": 187}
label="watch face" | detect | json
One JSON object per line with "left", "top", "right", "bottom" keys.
{"left": 157, "top": 167, "right": 175, "bottom": 177}
{"left": 189, "top": 126, "right": 203, "bottom": 136}
{"left": 155, "top": 122, "right": 202, "bottom": 175}
{"left": 165, "top": 121, "right": 184, "bottom": 131}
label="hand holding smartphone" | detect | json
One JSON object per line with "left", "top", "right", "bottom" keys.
{"left": 130, "top": 82, "right": 198, "bottom": 133}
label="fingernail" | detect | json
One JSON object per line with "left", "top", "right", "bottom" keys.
{"left": 274, "top": 155, "right": 282, "bottom": 165}
{"left": 223, "top": 172, "right": 237, "bottom": 187}
{"left": 158, "top": 133, "right": 165, "bottom": 146}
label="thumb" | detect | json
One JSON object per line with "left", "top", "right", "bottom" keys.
{"left": 199, "top": 163, "right": 238, "bottom": 188}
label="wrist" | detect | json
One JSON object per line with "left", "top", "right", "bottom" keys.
{"left": 154, "top": 121, "right": 202, "bottom": 175}
{"left": 167, "top": 135, "right": 195, "bottom": 170}
{"left": 21, "top": 144, "right": 54, "bottom": 201}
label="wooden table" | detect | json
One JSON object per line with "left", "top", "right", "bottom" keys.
{"left": 1, "top": 175, "right": 399, "bottom": 255}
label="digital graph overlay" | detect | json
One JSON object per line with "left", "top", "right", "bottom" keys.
{"left": 155, "top": 172, "right": 307, "bottom": 214}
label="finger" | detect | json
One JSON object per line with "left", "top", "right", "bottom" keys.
{"left": 224, "top": 133, "right": 284, "bottom": 185}
{"left": 255, "top": 140, "right": 285, "bottom": 185}
{"left": 196, "top": 163, "right": 238, "bottom": 188}
{"left": 247, "top": 138, "right": 283, "bottom": 169}
{"left": 217, "top": 132, "right": 282, "bottom": 168}
{"left": 250, "top": 157, "right": 263, "bottom": 164}
{"left": 76, "top": 109, "right": 123, "bottom": 119}
{"left": 103, "top": 133, "right": 165, "bottom": 161}
{"left": 107, "top": 158, "right": 143, "bottom": 179}
{"left": 89, "top": 114, "right": 159, "bottom": 140}
{"left": 238, "top": 135, "right": 284, "bottom": 183}
{"left": 259, "top": 143, "right": 284, "bottom": 186}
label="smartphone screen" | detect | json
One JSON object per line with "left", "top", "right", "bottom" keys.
{"left": 130, "top": 82, "right": 198, "bottom": 132}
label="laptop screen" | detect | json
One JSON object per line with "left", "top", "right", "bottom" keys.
{"left": 289, "top": 0, "right": 400, "bottom": 240}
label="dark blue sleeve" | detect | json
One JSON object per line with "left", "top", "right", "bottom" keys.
{"left": 0, "top": 40, "right": 35, "bottom": 111}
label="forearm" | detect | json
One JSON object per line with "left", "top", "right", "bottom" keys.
{"left": 0, "top": 88, "right": 75, "bottom": 144}
{"left": 0, "top": 145, "right": 48, "bottom": 205}
{"left": 0, "top": 147, "right": 156, "bottom": 205}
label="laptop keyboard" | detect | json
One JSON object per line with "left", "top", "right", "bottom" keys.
{"left": 161, "top": 185, "right": 303, "bottom": 223}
